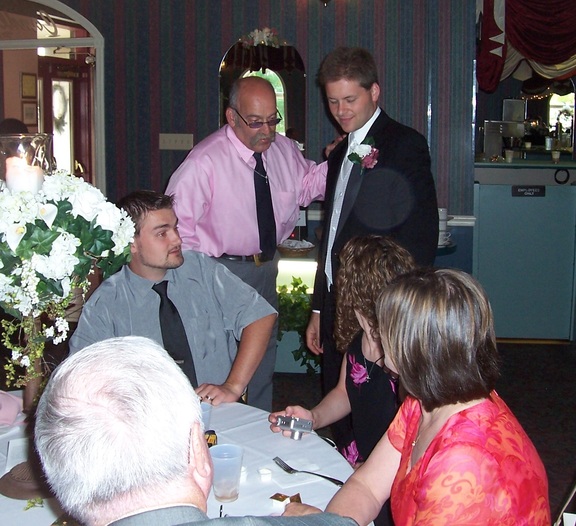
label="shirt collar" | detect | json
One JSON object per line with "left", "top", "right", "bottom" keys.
{"left": 125, "top": 264, "right": 176, "bottom": 298}
{"left": 348, "top": 107, "right": 381, "bottom": 151}
{"left": 225, "top": 124, "right": 264, "bottom": 165}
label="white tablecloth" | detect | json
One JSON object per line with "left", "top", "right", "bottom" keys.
{"left": 0, "top": 411, "right": 65, "bottom": 526}
{"left": 206, "top": 402, "right": 352, "bottom": 518}
{"left": 0, "top": 400, "right": 352, "bottom": 525}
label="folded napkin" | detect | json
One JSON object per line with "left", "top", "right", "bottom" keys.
{"left": 0, "top": 391, "right": 23, "bottom": 425}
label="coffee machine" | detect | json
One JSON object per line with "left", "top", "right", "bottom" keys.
{"left": 482, "top": 99, "right": 527, "bottom": 159}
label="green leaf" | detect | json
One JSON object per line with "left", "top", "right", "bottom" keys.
{"left": 16, "top": 228, "right": 61, "bottom": 259}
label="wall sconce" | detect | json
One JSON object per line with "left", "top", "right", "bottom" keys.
{"left": 320, "top": 0, "right": 332, "bottom": 6}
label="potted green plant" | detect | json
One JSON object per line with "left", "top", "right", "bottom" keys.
{"left": 277, "top": 276, "right": 319, "bottom": 374}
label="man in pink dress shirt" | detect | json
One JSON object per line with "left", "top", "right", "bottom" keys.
{"left": 166, "top": 77, "right": 327, "bottom": 411}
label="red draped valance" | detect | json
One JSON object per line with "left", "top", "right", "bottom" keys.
{"left": 506, "top": 0, "right": 576, "bottom": 65}
{"left": 477, "top": 0, "right": 576, "bottom": 93}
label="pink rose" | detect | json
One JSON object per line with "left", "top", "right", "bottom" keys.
{"left": 348, "top": 354, "right": 368, "bottom": 385}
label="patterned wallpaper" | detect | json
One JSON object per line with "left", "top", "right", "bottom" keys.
{"left": 60, "top": 0, "right": 475, "bottom": 214}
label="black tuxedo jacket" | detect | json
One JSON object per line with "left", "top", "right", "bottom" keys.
{"left": 312, "top": 111, "right": 439, "bottom": 338}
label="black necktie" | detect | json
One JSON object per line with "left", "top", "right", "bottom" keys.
{"left": 152, "top": 281, "right": 198, "bottom": 387}
{"left": 253, "top": 152, "right": 276, "bottom": 260}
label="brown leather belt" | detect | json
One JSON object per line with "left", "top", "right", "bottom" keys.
{"left": 217, "top": 253, "right": 272, "bottom": 266}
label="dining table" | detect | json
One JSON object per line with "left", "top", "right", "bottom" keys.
{"left": 0, "top": 397, "right": 354, "bottom": 525}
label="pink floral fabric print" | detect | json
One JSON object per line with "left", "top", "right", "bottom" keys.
{"left": 387, "top": 394, "right": 550, "bottom": 525}
{"left": 348, "top": 353, "right": 368, "bottom": 385}
{"left": 341, "top": 440, "right": 361, "bottom": 466}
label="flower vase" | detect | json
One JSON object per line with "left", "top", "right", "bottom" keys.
{"left": 23, "top": 358, "right": 42, "bottom": 413}
{"left": 20, "top": 317, "right": 45, "bottom": 414}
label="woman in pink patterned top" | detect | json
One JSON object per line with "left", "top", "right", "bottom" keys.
{"left": 312, "top": 268, "right": 550, "bottom": 525}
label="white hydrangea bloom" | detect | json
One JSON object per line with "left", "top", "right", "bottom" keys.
{"left": 0, "top": 191, "right": 39, "bottom": 238}
{"left": 17, "top": 260, "right": 40, "bottom": 316}
{"left": 112, "top": 210, "right": 135, "bottom": 254}
{"left": 41, "top": 171, "right": 84, "bottom": 201}
{"left": 0, "top": 273, "right": 14, "bottom": 303}
{"left": 31, "top": 232, "right": 80, "bottom": 282}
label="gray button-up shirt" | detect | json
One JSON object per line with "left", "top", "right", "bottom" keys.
{"left": 69, "top": 251, "right": 276, "bottom": 385}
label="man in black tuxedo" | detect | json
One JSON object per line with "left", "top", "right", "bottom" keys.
{"left": 306, "top": 47, "right": 439, "bottom": 449}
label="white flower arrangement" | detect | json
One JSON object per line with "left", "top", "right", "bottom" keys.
{"left": 240, "top": 27, "right": 281, "bottom": 48}
{"left": 0, "top": 171, "right": 135, "bottom": 386}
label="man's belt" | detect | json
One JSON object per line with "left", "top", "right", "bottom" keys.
{"left": 218, "top": 253, "right": 273, "bottom": 266}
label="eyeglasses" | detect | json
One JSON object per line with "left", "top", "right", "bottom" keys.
{"left": 232, "top": 108, "right": 282, "bottom": 129}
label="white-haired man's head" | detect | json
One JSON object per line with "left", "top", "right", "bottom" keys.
{"left": 35, "top": 336, "right": 211, "bottom": 526}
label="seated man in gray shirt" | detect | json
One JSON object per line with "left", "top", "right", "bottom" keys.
{"left": 69, "top": 190, "right": 276, "bottom": 407}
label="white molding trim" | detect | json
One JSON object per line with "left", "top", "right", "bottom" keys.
{"left": 448, "top": 215, "right": 476, "bottom": 227}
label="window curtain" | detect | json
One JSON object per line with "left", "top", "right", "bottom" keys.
{"left": 477, "top": 0, "right": 576, "bottom": 93}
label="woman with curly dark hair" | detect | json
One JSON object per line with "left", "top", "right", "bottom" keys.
{"left": 270, "top": 236, "right": 415, "bottom": 525}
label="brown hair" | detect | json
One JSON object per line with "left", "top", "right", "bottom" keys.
{"left": 317, "top": 47, "right": 379, "bottom": 90}
{"left": 377, "top": 268, "right": 500, "bottom": 411}
{"left": 334, "top": 235, "right": 416, "bottom": 352}
{"left": 117, "top": 191, "right": 174, "bottom": 235}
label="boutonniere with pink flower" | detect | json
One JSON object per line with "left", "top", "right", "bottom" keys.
{"left": 348, "top": 137, "right": 379, "bottom": 170}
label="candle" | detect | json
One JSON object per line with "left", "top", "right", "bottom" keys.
{"left": 5, "top": 156, "right": 45, "bottom": 194}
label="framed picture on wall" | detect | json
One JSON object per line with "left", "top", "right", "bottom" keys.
{"left": 22, "top": 101, "right": 38, "bottom": 126}
{"left": 21, "top": 72, "right": 37, "bottom": 99}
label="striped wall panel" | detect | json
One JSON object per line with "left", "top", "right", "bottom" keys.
{"left": 61, "top": 0, "right": 475, "bottom": 214}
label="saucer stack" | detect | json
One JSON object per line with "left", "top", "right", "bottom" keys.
{"left": 438, "top": 208, "right": 451, "bottom": 246}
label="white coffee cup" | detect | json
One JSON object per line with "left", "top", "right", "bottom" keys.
{"left": 438, "top": 231, "right": 451, "bottom": 246}
{"left": 504, "top": 149, "right": 514, "bottom": 163}
{"left": 551, "top": 150, "right": 560, "bottom": 164}
{"left": 210, "top": 444, "right": 244, "bottom": 502}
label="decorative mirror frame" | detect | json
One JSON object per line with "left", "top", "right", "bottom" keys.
{"left": 219, "top": 32, "right": 306, "bottom": 150}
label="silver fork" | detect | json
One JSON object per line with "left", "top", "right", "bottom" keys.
{"left": 273, "top": 456, "right": 344, "bottom": 487}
